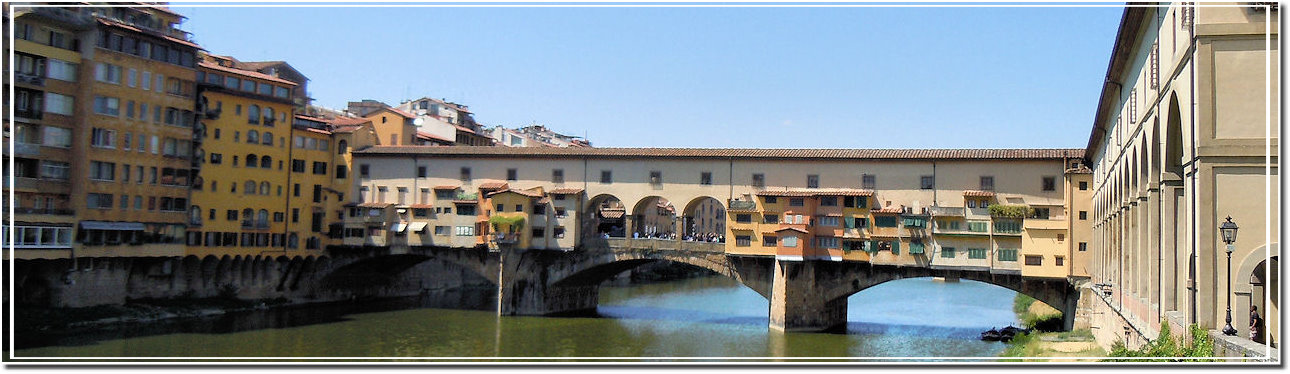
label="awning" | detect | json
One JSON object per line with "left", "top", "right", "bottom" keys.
{"left": 390, "top": 222, "right": 408, "bottom": 233}
{"left": 80, "top": 221, "right": 146, "bottom": 231}
{"left": 409, "top": 222, "right": 429, "bottom": 232}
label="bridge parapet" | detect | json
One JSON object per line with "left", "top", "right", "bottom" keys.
{"left": 606, "top": 238, "right": 724, "bottom": 253}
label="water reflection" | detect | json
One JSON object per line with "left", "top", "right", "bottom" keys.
{"left": 15, "top": 276, "right": 1019, "bottom": 359}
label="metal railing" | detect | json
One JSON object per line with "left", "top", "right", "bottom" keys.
{"left": 606, "top": 238, "right": 725, "bottom": 253}
{"left": 927, "top": 206, "right": 964, "bottom": 216}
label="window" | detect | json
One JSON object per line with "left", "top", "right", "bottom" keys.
{"left": 600, "top": 170, "right": 612, "bottom": 184}
{"left": 649, "top": 171, "right": 662, "bottom": 185}
{"left": 968, "top": 248, "right": 987, "bottom": 259}
{"left": 514, "top": 204, "right": 523, "bottom": 213}
{"left": 292, "top": 159, "right": 306, "bottom": 173}
{"left": 312, "top": 162, "right": 327, "bottom": 175}
{"left": 533, "top": 205, "right": 546, "bottom": 215}
{"left": 762, "top": 235, "right": 777, "bottom": 247}
{"left": 44, "top": 93, "right": 74, "bottom": 116}
{"left": 997, "top": 248, "right": 1018, "bottom": 262}
{"left": 735, "top": 235, "right": 752, "bottom": 247}
{"left": 93, "top": 96, "right": 120, "bottom": 116}
{"left": 39, "top": 161, "right": 69, "bottom": 180}
{"left": 820, "top": 197, "right": 838, "bottom": 206}
{"left": 263, "top": 132, "right": 273, "bottom": 145}
{"left": 47, "top": 58, "right": 77, "bottom": 82}
{"left": 1042, "top": 176, "right": 1056, "bottom": 191}
{"left": 95, "top": 62, "right": 122, "bottom": 84}
{"left": 862, "top": 174, "right": 876, "bottom": 189}
{"left": 360, "top": 164, "right": 370, "bottom": 178}
{"left": 531, "top": 228, "right": 546, "bottom": 238}
{"left": 455, "top": 226, "right": 475, "bottom": 236}
{"left": 336, "top": 165, "right": 348, "bottom": 179}
{"left": 554, "top": 227, "right": 566, "bottom": 239}
{"left": 735, "top": 214, "right": 752, "bottom": 223}
{"left": 434, "top": 226, "right": 451, "bottom": 236}
{"left": 980, "top": 176, "right": 994, "bottom": 190}
{"left": 89, "top": 161, "right": 115, "bottom": 181}
{"left": 941, "top": 247, "right": 956, "bottom": 258}
{"left": 1030, "top": 208, "right": 1050, "bottom": 220}
{"left": 460, "top": 167, "right": 472, "bottom": 181}
{"left": 43, "top": 126, "right": 72, "bottom": 147}
{"left": 241, "top": 79, "right": 255, "bottom": 92}
{"left": 874, "top": 216, "right": 898, "bottom": 227}
{"left": 502, "top": 168, "right": 517, "bottom": 181}
{"left": 1056, "top": 256, "right": 1065, "bottom": 266}
{"left": 247, "top": 105, "right": 260, "bottom": 124}
{"left": 555, "top": 207, "right": 567, "bottom": 218}
{"left": 789, "top": 198, "right": 804, "bottom": 207}
{"left": 814, "top": 237, "right": 838, "bottom": 249}
{"left": 763, "top": 214, "right": 779, "bottom": 224}
{"left": 764, "top": 196, "right": 777, "bottom": 204}
{"left": 127, "top": 69, "right": 137, "bottom": 87}
{"left": 1079, "top": 181, "right": 1088, "bottom": 191}
{"left": 417, "top": 166, "right": 428, "bottom": 178}
{"left": 1079, "top": 211, "right": 1088, "bottom": 220}
{"left": 817, "top": 216, "right": 839, "bottom": 227}
{"left": 921, "top": 176, "right": 935, "bottom": 189}
{"left": 782, "top": 236, "right": 798, "bottom": 248}
{"left": 752, "top": 173, "right": 765, "bottom": 187}
{"left": 807, "top": 175, "right": 819, "bottom": 188}
{"left": 87, "top": 193, "right": 114, "bottom": 209}
{"left": 1024, "top": 255, "right": 1043, "bottom": 266}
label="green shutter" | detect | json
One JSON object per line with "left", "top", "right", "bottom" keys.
{"left": 845, "top": 216, "right": 856, "bottom": 229}
{"left": 858, "top": 197, "right": 868, "bottom": 208}
{"left": 867, "top": 240, "right": 879, "bottom": 253}
{"left": 909, "top": 242, "right": 924, "bottom": 254}
{"left": 891, "top": 240, "right": 900, "bottom": 255}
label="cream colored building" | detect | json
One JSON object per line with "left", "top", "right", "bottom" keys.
{"left": 1084, "top": 4, "right": 1279, "bottom": 350}
{"left": 350, "top": 147, "right": 1088, "bottom": 280}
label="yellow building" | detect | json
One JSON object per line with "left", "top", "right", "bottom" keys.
{"left": 185, "top": 54, "right": 299, "bottom": 258}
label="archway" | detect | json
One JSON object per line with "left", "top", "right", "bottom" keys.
{"left": 585, "top": 194, "right": 626, "bottom": 238}
{"left": 631, "top": 196, "right": 676, "bottom": 239}
{"left": 682, "top": 196, "right": 726, "bottom": 241}
{"left": 1165, "top": 93, "right": 1184, "bottom": 178}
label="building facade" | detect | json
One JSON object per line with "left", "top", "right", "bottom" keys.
{"left": 1084, "top": 4, "right": 1279, "bottom": 349}
{"left": 348, "top": 147, "right": 1090, "bottom": 281}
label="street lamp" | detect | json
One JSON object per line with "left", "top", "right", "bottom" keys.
{"left": 1220, "top": 216, "right": 1239, "bottom": 336}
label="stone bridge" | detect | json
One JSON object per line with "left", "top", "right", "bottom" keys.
{"left": 320, "top": 238, "right": 1083, "bottom": 332}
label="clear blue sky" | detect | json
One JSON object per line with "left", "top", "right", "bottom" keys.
{"left": 173, "top": 4, "right": 1124, "bottom": 149}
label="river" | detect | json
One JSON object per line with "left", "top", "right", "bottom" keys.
{"left": 12, "top": 276, "right": 1020, "bottom": 360}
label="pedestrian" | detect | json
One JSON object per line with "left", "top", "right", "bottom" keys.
{"left": 1250, "top": 305, "right": 1265, "bottom": 343}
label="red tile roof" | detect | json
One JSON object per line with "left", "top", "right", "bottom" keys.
{"left": 198, "top": 61, "right": 297, "bottom": 86}
{"left": 599, "top": 210, "right": 626, "bottom": 219}
{"left": 775, "top": 227, "right": 809, "bottom": 233}
{"left": 873, "top": 206, "right": 905, "bottom": 214}
{"left": 757, "top": 188, "right": 873, "bottom": 197}
{"left": 358, "top": 202, "right": 393, "bottom": 208}
{"left": 330, "top": 125, "right": 364, "bottom": 134}
{"left": 756, "top": 190, "right": 815, "bottom": 197}
{"left": 547, "top": 188, "right": 585, "bottom": 195}
{"left": 433, "top": 185, "right": 459, "bottom": 190}
{"left": 477, "top": 181, "right": 509, "bottom": 190}
{"left": 963, "top": 190, "right": 997, "bottom": 197}
{"left": 96, "top": 18, "right": 202, "bottom": 50}
{"left": 329, "top": 117, "right": 371, "bottom": 126}
{"left": 354, "top": 146, "right": 1084, "bottom": 160}
{"left": 487, "top": 188, "right": 544, "bottom": 198}
{"left": 408, "top": 204, "right": 435, "bottom": 209}
{"left": 416, "top": 131, "right": 453, "bottom": 143}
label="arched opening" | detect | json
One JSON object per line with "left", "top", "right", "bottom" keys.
{"left": 631, "top": 196, "right": 676, "bottom": 239}
{"left": 682, "top": 196, "right": 726, "bottom": 241}
{"left": 243, "top": 180, "right": 256, "bottom": 195}
{"left": 1165, "top": 93, "right": 1184, "bottom": 178}
{"left": 585, "top": 194, "right": 626, "bottom": 238}
{"left": 319, "top": 254, "right": 499, "bottom": 310}
{"left": 245, "top": 154, "right": 258, "bottom": 168}
{"left": 844, "top": 278, "right": 1060, "bottom": 349}
{"left": 247, "top": 130, "right": 260, "bottom": 144}
{"left": 260, "top": 155, "right": 272, "bottom": 169}
{"left": 1249, "top": 256, "right": 1279, "bottom": 346}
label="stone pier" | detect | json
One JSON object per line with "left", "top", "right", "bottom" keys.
{"left": 769, "top": 260, "right": 847, "bottom": 332}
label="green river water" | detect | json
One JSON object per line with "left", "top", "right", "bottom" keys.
{"left": 12, "top": 276, "right": 1020, "bottom": 360}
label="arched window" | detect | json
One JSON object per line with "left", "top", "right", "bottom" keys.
{"left": 263, "top": 107, "right": 274, "bottom": 126}
{"left": 189, "top": 205, "right": 202, "bottom": 225}
{"left": 247, "top": 105, "right": 260, "bottom": 124}
{"left": 241, "top": 208, "right": 254, "bottom": 226}
{"left": 262, "top": 132, "right": 273, "bottom": 145}
{"left": 260, "top": 155, "right": 272, "bottom": 169}
{"left": 338, "top": 140, "right": 348, "bottom": 154}
{"left": 244, "top": 180, "right": 256, "bottom": 195}
{"left": 287, "top": 233, "right": 299, "bottom": 249}
{"left": 259, "top": 181, "right": 270, "bottom": 195}
{"left": 245, "top": 154, "right": 257, "bottom": 167}
{"left": 247, "top": 130, "right": 259, "bottom": 144}
{"left": 257, "top": 209, "right": 269, "bottom": 226}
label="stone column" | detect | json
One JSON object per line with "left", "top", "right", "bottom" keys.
{"left": 496, "top": 247, "right": 598, "bottom": 316}
{"left": 769, "top": 260, "right": 847, "bottom": 332}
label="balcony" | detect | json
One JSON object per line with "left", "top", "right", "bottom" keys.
{"left": 14, "top": 143, "right": 40, "bottom": 156}
{"left": 15, "top": 72, "right": 45, "bottom": 87}
{"left": 728, "top": 200, "right": 758, "bottom": 212}
{"left": 492, "top": 233, "right": 520, "bottom": 244}
{"left": 966, "top": 207, "right": 990, "bottom": 219}
{"left": 928, "top": 206, "right": 964, "bottom": 217}
{"left": 1024, "top": 217, "right": 1068, "bottom": 230}
{"left": 14, "top": 207, "right": 74, "bottom": 216}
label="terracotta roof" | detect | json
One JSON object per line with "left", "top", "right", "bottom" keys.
{"left": 452, "top": 200, "right": 478, "bottom": 204}
{"left": 354, "top": 146, "right": 1085, "bottom": 160}
{"left": 433, "top": 185, "right": 459, "bottom": 190}
{"left": 547, "top": 188, "right": 584, "bottom": 195}
{"left": 416, "top": 131, "right": 453, "bottom": 143}
{"left": 1066, "top": 165, "right": 1093, "bottom": 174}
{"left": 477, "top": 181, "right": 509, "bottom": 190}
{"left": 775, "top": 227, "right": 809, "bottom": 234}
{"left": 963, "top": 190, "right": 997, "bottom": 197}
{"left": 358, "top": 202, "right": 393, "bottom": 208}
{"left": 329, "top": 117, "right": 371, "bottom": 126}
{"left": 408, "top": 204, "right": 435, "bottom": 209}
{"left": 330, "top": 125, "right": 364, "bottom": 134}
{"left": 757, "top": 188, "right": 873, "bottom": 197}
{"left": 453, "top": 124, "right": 478, "bottom": 135}
{"left": 96, "top": 18, "right": 202, "bottom": 50}
{"left": 487, "top": 188, "right": 544, "bottom": 198}
{"left": 389, "top": 107, "right": 416, "bottom": 118}
{"left": 599, "top": 210, "right": 625, "bottom": 219}
{"left": 199, "top": 61, "right": 298, "bottom": 86}
{"left": 873, "top": 205, "right": 905, "bottom": 214}
{"left": 304, "top": 127, "right": 331, "bottom": 135}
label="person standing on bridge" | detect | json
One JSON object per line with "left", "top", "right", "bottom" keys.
{"left": 1250, "top": 305, "right": 1265, "bottom": 343}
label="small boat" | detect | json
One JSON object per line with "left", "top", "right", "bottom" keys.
{"left": 980, "top": 328, "right": 1002, "bottom": 341}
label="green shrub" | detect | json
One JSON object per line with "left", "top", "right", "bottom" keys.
{"left": 1104, "top": 322, "right": 1215, "bottom": 361}
{"left": 988, "top": 204, "right": 1031, "bottom": 218}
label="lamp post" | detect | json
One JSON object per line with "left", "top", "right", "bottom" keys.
{"left": 1220, "top": 216, "right": 1240, "bottom": 336}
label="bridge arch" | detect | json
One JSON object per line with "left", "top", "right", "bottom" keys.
{"left": 585, "top": 193, "right": 627, "bottom": 238}
{"left": 807, "top": 264, "right": 1076, "bottom": 321}
{"left": 629, "top": 195, "right": 675, "bottom": 238}
{"left": 680, "top": 196, "right": 726, "bottom": 240}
